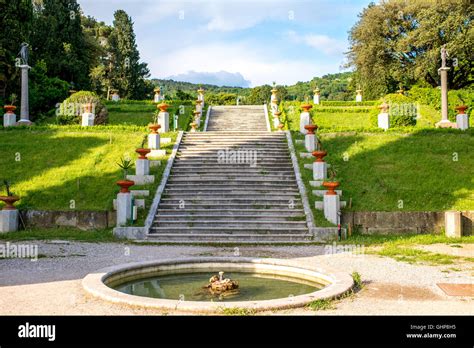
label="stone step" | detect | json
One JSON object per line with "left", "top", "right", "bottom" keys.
{"left": 162, "top": 192, "right": 300, "bottom": 198}
{"left": 156, "top": 209, "right": 305, "bottom": 216}
{"left": 155, "top": 216, "right": 305, "bottom": 222}
{"left": 165, "top": 183, "right": 298, "bottom": 189}
{"left": 145, "top": 234, "right": 313, "bottom": 243}
{"left": 174, "top": 159, "right": 292, "bottom": 164}
{"left": 150, "top": 225, "right": 308, "bottom": 233}
{"left": 164, "top": 188, "right": 299, "bottom": 194}
{"left": 168, "top": 176, "right": 296, "bottom": 182}
{"left": 159, "top": 198, "right": 302, "bottom": 204}
{"left": 158, "top": 203, "right": 303, "bottom": 209}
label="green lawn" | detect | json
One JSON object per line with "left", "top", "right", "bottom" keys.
{"left": 292, "top": 129, "right": 474, "bottom": 211}
{"left": 0, "top": 126, "right": 177, "bottom": 210}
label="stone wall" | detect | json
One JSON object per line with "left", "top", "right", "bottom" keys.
{"left": 20, "top": 210, "right": 116, "bottom": 231}
{"left": 342, "top": 211, "right": 474, "bottom": 235}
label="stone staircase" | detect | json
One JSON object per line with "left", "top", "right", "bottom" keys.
{"left": 147, "top": 106, "right": 312, "bottom": 243}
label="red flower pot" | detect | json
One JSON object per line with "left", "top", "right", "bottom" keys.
{"left": 157, "top": 103, "right": 170, "bottom": 112}
{"left": 274, "top": 111, "right": 282, "bottom": 117}
{"left": 455, "top": 105, "right": 468, "bottom": 114}
{"left": 135, "top": 148, "right": 151, "bottom": 159}
{"left": 3, "top": 105, "right": 16, "bottom": 114}
{"left": 116, "top": 180, "right": 134, "bottom": 193}
{"left": 149, "top": 124, "right": 161, "bottom": 134}
{"left": 0, "top": 196, "right": 20, "bottom": 210}
{"left": 305, "top": 124, "right": 318, "bottom": 135}
{"left": 301, "top": 103, "right": 313, "bottom": 112}
{"left": 322, "top": 181, "right": 340, "bottom": 195}
{"left": 277, "top": 124, "right": 285, "bottom": 131}
{"left": 312, "top": 150, "right": 327, "bottom": 162}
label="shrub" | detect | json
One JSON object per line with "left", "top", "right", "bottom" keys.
{"left": 56, "top": 91, "right": 108, "bottom": 125}
{"left": 206, "top": 92, "right": 238, "bottom": 105}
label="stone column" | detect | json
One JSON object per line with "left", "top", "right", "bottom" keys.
{"left": 324, "top": 193, "right": 340, "bottom": 225}
{"left": 377, "top": 102, "right": 390, "bottom": 130}
{"left": 0, "top": 209, "right": 19, "bottom": 233}
{"left": 312, "top": 150, "right": 327, "bottom": 180}
{"left": 81, "top": 103, "right": 95, "bottom": 126}
{"left": 273, "top": 111, "right": 281, "bottom": 129}
{"left": 355, "top": 89, "right": 362, "bottom": 102}
{"left": 136, "top": 158, "right": 150, "bottom": 176}
{"left": 195, "top": 99, "right": 203, "bottom": 114}
{"left": 157, "top": 103, "right": 170, "bottom": 133}
{"left": 148, "top": 125, "right": 161, "bottom": 150}
{"left": 193, "top": 111, "right": 201, "bottom": 128}
{"left": 455, "top": 106, "right": 469, "bottom": 130}
{"left": 304, "top": 125, "right": 318, "bottom": 152}
{"left": 116, "top": 192, "right": 132, "bottom": 226}
{"left": 16, "top": 65, "right": 33, "bottom": 125}
{"left": 313, "top": 88, "right": 320, "bottom": 105}
{"left": 437, "top": 67, "right": 451, "bottom": 127}
{"left": 153, "top": 87, "right": 162, "bottom": 103}
{"left": 197, "top": 87, "right": 205, "bottom": 108}
{"left": 3, "top": 106, "right": 17, "bottom": 127}
{"left": 300, "top": 103, "right": 312, "bottom": 134}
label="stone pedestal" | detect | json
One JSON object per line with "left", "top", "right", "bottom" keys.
{"left": 273, "top": 117, "right": 280, "bottom": 129}
{"left": 456, "top": 114, "right": 469, "bottom": 130}
{"left": 300, "top": 112, "right": 310, "bottom": 134}
{"left": 136, "top": 159, "right": 150, "bottom": 176}
{"left": 3, "top": 113, "right": 16, "bottom": 127}
{"left": 158, "top": 112, "right": 169, "bottom": 133}
{"left": 313, "top": 94, "right": 320, "bottom": 105}
{"left": 313, "top": 161, "right": 327, "bottom": 180}
{"left": 148, "top": 133, "right": 160, "bottom": 149}
{"left": 377, "top": 112, "right": 390, "bottom": 130}
{"left": 154, "top": 93, "right": 161, "bottom": 103}
{"left": 323, "top": 194, "right": 340, "bottom": 225}
{"left": 305, "top": 133, "right": 316, "bottom": 152}
{"left": 81, "top": 112, "right": 95, "bottom": 126}
{"left": 0, "top": 210, "right": 19, "bottom": 233}
{"left": 111, "top": 93, "right": 120, "bottom": 102}
{"left": 356, "top": 95, "right": 362, "bottom": 102}
{"left": 445, "top": 211, "right": 462, "bottom": 238}
{"left": 116, "top": 193, "right": 132, "bottom": 227}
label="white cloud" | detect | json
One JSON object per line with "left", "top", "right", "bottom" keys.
{"left": 166, "top": 70, "right": 251, "bottom": 87}
{"left": 287, "top": 30, "right": 347, "bottom": 56}
{"left": 151, "top": 41, "right": 343, "bottom": 87}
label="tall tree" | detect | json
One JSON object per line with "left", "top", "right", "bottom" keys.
{"left": 0, "top": 0, "right": 34, "bottom": 100}
{"left": 108, "top": 10, "right": 150, "bottom": 99}
{"left": 31, "top": 0, "right": 91, "bottom": 89}
{"left": 347, "top": 0, "right": 473, "bottom": 99}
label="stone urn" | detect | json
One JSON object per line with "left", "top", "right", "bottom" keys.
{"left": 116, "top": 180, "right": 134, "bottom": 193}
{"left": 277, "top": 124, "right": 285, "bottom": 131}
{"left": 455, "top": 105, "right": 468, "bottom": 114}
{"left": 312, "top": 150, "right": 327, "bottom": 162}
{"left": 322, "top": 181, "right": 340, "bottom": 195}
{"left": 135, "top": 148, "right": 151, "bottom": 159}
{"left": 305, "top": 124, "right": 318, "bottom": 134}
{"left": 0, "top": 196, "right": 20, "bottom": 210}
{"left": 157, "top": 103, "right": 170, "bottom": 113}
{"left": 301, "top": 103, "right": 313, "bottom": 112}
{"left": 149, "top": 124, "right": 161, "bottom": 134}
{"left": 3, "top": 105, "right": 17, "bottom": 114}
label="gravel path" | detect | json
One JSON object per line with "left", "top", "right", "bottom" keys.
{"left": 0, "top": 241, "right": 472, "bottom": 315}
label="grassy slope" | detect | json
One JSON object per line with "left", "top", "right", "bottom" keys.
{"left": 0, "top": 126, "right": 177, "bottom": 210}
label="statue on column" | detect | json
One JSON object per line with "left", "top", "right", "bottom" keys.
{"left": 18, "top": 43, "right": 29, "bottom": 66}
{"left": 440, "top": 45, "right": 447, "bottom": 68}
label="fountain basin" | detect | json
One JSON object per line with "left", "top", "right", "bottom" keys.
{"left": 82, "top": 257, "right": 353, "bottom": 313}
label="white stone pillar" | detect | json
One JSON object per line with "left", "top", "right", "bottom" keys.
{"left": 0, "top": 210, "right": 19, "bottom": 233}
{"left": 3, "top": 106, "right": 17, "bottom": 127}
{"left": 299, "top": 104, "right": 312, "bottom": 134}
{"left": 153, "top": 88, "right": 162, "bottom": 103}
{"left": 304, "top": 125, "right": 318, "bottom": 152}
{"left": 81, "top": 112, "right": 95, "bottom": 126}
{"left": 377, "top": 102, "right": 390, "bottom": 130}
{"left": 17, "top": 65, "right": 33, "bottom": 125}
{"left": 455, "top": 107, "right": 469, "bottom": 130}
{"left": 148, "top": 133, "right": 160, "bottom": 149}
{"left": 323, "top": 193, "right": 340, "bottom": 225}
{"left": 111, "top": 92, "right": 120, "bottom": 102}
{"left": 445, "top": 211, "right": 462, "bottom": 238}
{"left": 313, "top": 88, "right": 320, "bottom": 105}
{"left": 356, "top": 89, "right": 362, "bottom": 102}
{"left": 313, "top": 161, "right": 327, "bottom": 180}
{"left": 273, "top": 111, "right": 281, "bottom": 129}
{"left": 270, "top": 88, "right": 278, "bottom": 103}
{"left": 437, "top": 67, "right": 451, "bottom": 126}
{"left": 195, "top": 100, "right": 203, "bottom": 114}
{"left": 116, "top": 192, "right": 132, "bottom": 227}
{"left": 198, "top": 88, "right": 205, "bottom": 108}
{"left": 157, "top": 103, "right": 170, "bottom": 133}
{"left": 136, "top": 159, "right": 150, "bottom": 176}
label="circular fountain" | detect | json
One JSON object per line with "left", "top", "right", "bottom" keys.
{"left": 82, "top": 257, "right": 353, "bottom": 313}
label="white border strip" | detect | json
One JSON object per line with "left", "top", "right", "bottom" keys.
{"left": 203, "top": 105, "right": 211, "bottom": 132}
{"left": 285, "top": 130, "right": 315, "bottom": 234}
{"left": 263, "top": 103, "right": 271, "bottom": 132}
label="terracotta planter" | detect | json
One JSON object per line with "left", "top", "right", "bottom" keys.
{"left": 116, "top": 180, "right": 134, "bottom": 193}
{"left": 149, "top": 124, "right": 161, "bottom": 134}
{"left": 157, "top": 103, "right": 170, "bottom": 112}
{"left": 274, "top": 111, "right": 282, "bottom": 117}
{"left": 455, "top": 105, "right": 468, "bottom": 114}
{"left": 0, "top": 196, "right": 20, "bottom": 210}
{"left": 135, "top": 148, "right": 151, "bottom": 159}
{"left": 3, "top": 105, "right": 16, "bottom": 114}
{"left": 305, "top": 124, "right": 318, "bottom": 135}
{"left": 312, "top": 150, "right": 327, "bottom": 162}
{"left": 83, "top": 103, "right": 93, "bottom": 113}
{"left": 322, "top": 181, "right": 340, "bottom": 195}
{"left": 277, "top": 124, "right": 285, "bottom": 131}
{"left": 301, "top": 103, "right": 313, "bottom": 112}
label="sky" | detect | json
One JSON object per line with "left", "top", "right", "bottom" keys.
{"left": 79, "top": 0, "right": 373, "bottom": 87}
